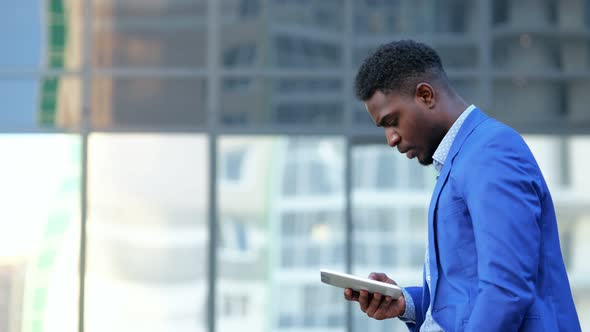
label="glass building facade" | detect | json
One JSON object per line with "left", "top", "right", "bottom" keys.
{"left": 0, "top": 1, "right": 589, "bottom": 332}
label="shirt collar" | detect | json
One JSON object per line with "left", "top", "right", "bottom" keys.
{"left": 432, "top": 104, "right": 477, "bottom": 174}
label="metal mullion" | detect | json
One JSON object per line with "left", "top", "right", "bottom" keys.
{"left": 207, "top": 0, "right": 220, "bottom": 331}
{"left": 0, "top": 69, "right": 82, "bottom": 77}
{"left": 479, "top": 0, "right": 493, "bottom": 110}
{"left": 220, "top": 68, "right": 343, "bottom": 78}
{"left": 559, "top": 135, "right": 571, "bottom": 187}
{"left": 445, "top": 69, "right": 481, "bottom": 79}
{"left": 212, "top": 126, "right": 370, "bottom": 136}
{"left": 0, "top": 127, "right": 79, "bottom": 134}
{"left": 78, "top": 0, "right": 92, "bottom": 331}
{"left": 343, "top": 0, "right": 355, "bottom": 331}
{"left": 92, "top": 68, "right": 209, "bottom": 77}
{"left": 354, "top": 34, "right": 478, "bottom": 48}
{"left": 83, "top": 125, "right": 388, "bottom": 136}
{"left": 207, "top": 133, "right": 218, "bottom": 332}
{"left": 44, "top": 124, "right": 587, "bottom": 136}
{"left": 344, "top": 135, "right": 355, "bottom": 332}
{"left": 90, "top": 125, "right": 210, "bottom": 133}
{"left": 74, "top": 123, "right": 388, "bottom": 136}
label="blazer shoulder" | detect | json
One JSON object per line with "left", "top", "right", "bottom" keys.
{"left": 459, "top": 118, "right": 543, "bottom": 180}
{"left": 467, "top": 118, "right": 529, "bottom": 152}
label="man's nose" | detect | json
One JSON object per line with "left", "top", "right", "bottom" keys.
{"left": 386, "top": 129, "right": 400, "bottom": 147}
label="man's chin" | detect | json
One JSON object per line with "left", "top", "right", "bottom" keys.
{"left": 417, "top": 154, "right": 433, "bottom": 166}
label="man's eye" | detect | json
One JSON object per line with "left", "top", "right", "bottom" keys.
{"left": 388, "top": 120, "right": 397, "bottom": 127}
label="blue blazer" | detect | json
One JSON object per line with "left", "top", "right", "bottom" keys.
{"left": 404, "top": 109, "right": 581, "bottom": 331}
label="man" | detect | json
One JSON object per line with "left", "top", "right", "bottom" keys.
{"left": 344, "top": 40, "right": 581, "bottom": 331}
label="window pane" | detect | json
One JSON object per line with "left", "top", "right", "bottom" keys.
{"left": 0, "top": 77, "right": 81, "bottom": 130}
{"left": 491, "top": 1, "right": 590, "bottom": 127}
{"left": 492, "top": 77, "right": 590, "bottom": 126}
{"left": 436, "top": 45, "right": 479, "bottom": 69}
{"left": 221, "top": 0, "right": 344, "bottom": 69}
{"left": 217, "top": 136, "right": 346, "bottom": 332}
{"left": 0, "top": 0, "right": 81, "bottom": 69}
{"left": 0, "top": 134, "right": 80, "bottom": 332}
{"left": 91, "top": 77, "right": 207, "bottom": 127}
{"left": 92, "top": 0, "right": 207, "bottom": 68}
{"left": 354, "top": 0, "right": 477, "bottom": 35}
{"left": 352, "top": 143, "right": 432, "bottom": 332}
{"left": 491, "top": 80, "right": 564, "bottom": 125}
{"left": 220, "top": 77, "right": 343, "bottom": 126}
{"left": 86, "top": 134, "right": 208, "bottom": 332}
{"left": 451, "top": 79, "right": 481, "bottom": 106}
{"left": 523, "top": 135, "right": 590, "bottom": 329}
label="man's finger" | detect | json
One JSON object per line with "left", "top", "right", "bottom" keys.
{"left": 372, "top": 296, "right": 394, "bottom": 320}
{"left": 369, "top": 272, "right": 389, "bottom": 283}
{"left": 358, "top": 290, "right": 370, "bottom": 312}
{"left": 344, "top": 288, "right": 359, "bottom": 302}
{"left": 365, "top": 292, "right": 383, "bottom": 317}
{"left": 382, "top": 296, "right": 393, "bottom": 307}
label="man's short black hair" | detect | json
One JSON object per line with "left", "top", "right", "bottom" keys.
{"left": 354, "top": 40, "right": 448, "bottom": 101}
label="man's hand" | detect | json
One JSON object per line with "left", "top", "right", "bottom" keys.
{"left": 343, "top": 272, "right": 406, "bottom": 320}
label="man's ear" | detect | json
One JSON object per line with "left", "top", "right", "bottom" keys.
{"left": 415, "top": 83, "right": 435, "bottom": 109}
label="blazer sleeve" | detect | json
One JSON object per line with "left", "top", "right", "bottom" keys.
{"left": 461, "top": 135, "right": 542, "bottom": 331}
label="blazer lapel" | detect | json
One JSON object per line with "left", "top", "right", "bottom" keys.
{"left": 427, "top": 108, "right": 489, "bottom": 303}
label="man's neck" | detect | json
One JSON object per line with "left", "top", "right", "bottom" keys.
{"left": 440, "top": 97, "right": 469, "bottom": 133}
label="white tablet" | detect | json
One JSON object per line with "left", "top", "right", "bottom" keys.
{"left": 320, "top": 269, "right": 402, "bottom": 299}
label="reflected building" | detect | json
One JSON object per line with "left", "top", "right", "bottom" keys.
{"left": 26, "top": 1, "right": 590, "bottom": 332}
{"left": 85, "top": 136, "right": 210, "bottom": 332}
{"left": 491, "top": 0, "right": 590, "bottom": 125}
{"left": 269, "top": 138, "right": 347, "bottom": 331}
{"left": 91, "top": 0, "right": 208, "bottom": 127}
{"left": 35, "top": 0, "right": 590, "bottom": 129}
{"left": 217, "top": 138, "right": 275, "bottom": 332}
{"left": 0, "top": 260, "right": 25, "bottom": 332}
{"left": 220, "top": 0, "right": 345, "bottom": 125}
{"left": 42, "top": 0, "right": 82, "bottom": 128}
{"left": 0, "top": 137, "right": 81, "bottom": 332}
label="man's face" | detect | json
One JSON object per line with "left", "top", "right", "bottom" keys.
{"left": 364, "top": 90, "right": 445, "bottom": 166}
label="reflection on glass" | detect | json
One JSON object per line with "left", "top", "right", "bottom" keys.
{"left": 0, "top": 0, "right": 81, "bottom": 69}
{"left": 491, "top": 0, "right": 590, "bottom": 126}
{"left": 221, "top": 0, "right": 261, "bottom": 22}
{"left": 0, "top": 135, "right": 80, "bottom": 332}
{"left": 450, "top": 79, "right": 480, "bottom": 106}
{"left": 521, "top": 135, "right": 590, "bottom": 329}
{"left": 220, "top": 78, "right": 343, "bottom": 125}
{"left": 273, "top": 36, "right": 342, "bottom": 68}
{"left": 91, "top": 77, "right": 207, "bottom": 127}
{"left": 86, "top": 134, "right": 208, "bottom": 332}
{"left": 566, "top": 137, "right": 590, "bottom": 290}
{"left": 221, "top": 0, "right": 343, "bottom": 68}
{"left": 565, "top": 79, "right": 590, "bottom": 123}
{"left": 493, "top": 38, "right": 560, "bottom": 71}
{"left": 0, "top": 78, "right": 81, "bottom": 130}
{"left": 354, "top": 0, "right": 476, "bottom": 35}
{"left": 353, "top": 144, "right": 435, "bottom": 191}
{"left": 222, "top": 0, "right": 344, "bottom": 29}
{"left": 352, "top": 143, "right": 432, "bottom": 332}
{"left": 92, "top": 0, "right": 207, "bottom": 68}
{"left": 492, "top": 80, "right": 563, "bottom": 123}
{"left": 269, "top": 0, "right": 343, "bottom": 30}
{"left": 436, "top": 45, "right": 478, "bottom": 69}
{"left": 217, "top": 136, "right": 345, "bottom": 332}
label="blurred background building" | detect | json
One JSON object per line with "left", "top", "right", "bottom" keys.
{"left": 0, "top": 0, "right": 589, "bottom": 332}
